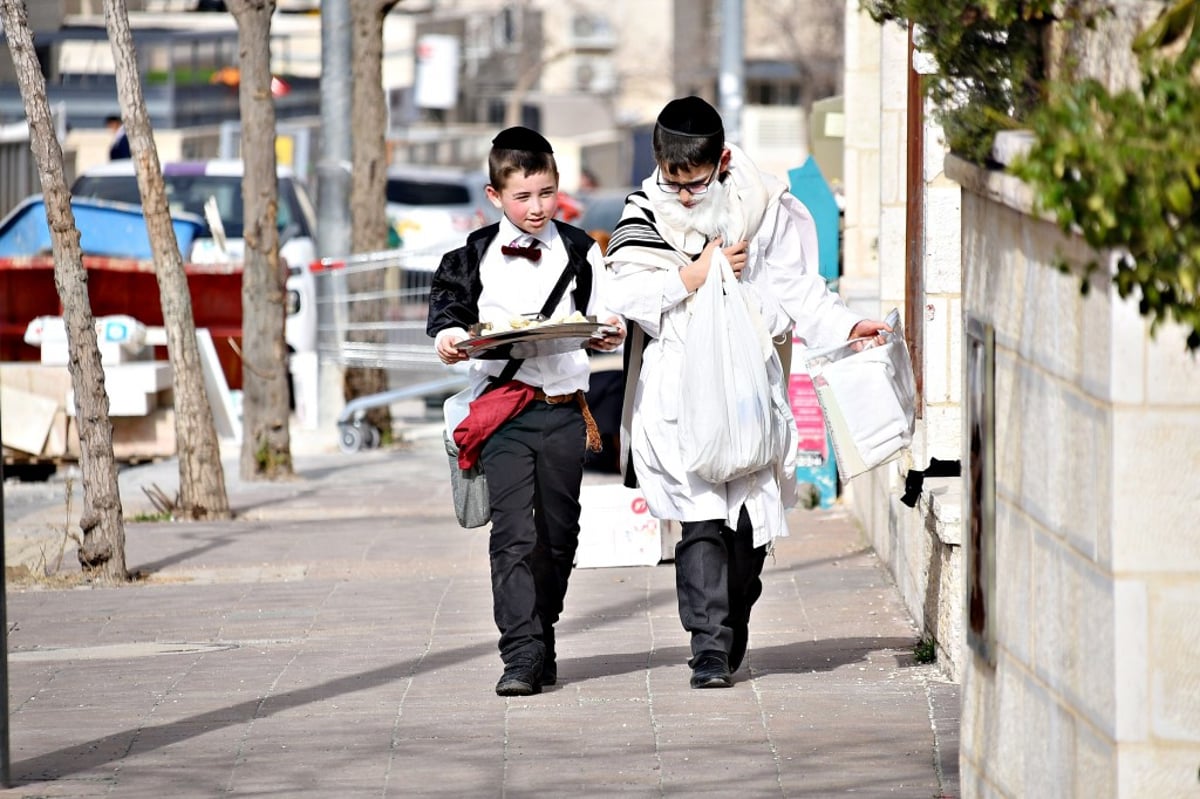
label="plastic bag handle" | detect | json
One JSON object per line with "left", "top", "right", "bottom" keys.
{"left": 713, "top": 246, "right": 738, "bottom": 286}
{"left": 802, "top": 308, "right": 904, "bottom": 363}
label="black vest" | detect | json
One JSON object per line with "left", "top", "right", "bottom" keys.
{"left": 426, "top": 220, "right": 596, "bottom": 338}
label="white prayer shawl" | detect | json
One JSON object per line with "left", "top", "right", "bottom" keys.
{"left": 605, "top": 145, "right": 863, "bottom": 547}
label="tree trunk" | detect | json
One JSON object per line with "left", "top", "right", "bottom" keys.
{"left": 349, "top": 0, "right": 399, "bottom": 255}
{"left": 227, "top": 0, "right": 295, "bottom": 481}
{"left": 0, "top": 0, "right": 128, "bottom": 582}
{"left": 104, "top": 0, "right": 231, "bottom": 519}
{"left": 345, "top": 0, "right": 402, "bottom": 433}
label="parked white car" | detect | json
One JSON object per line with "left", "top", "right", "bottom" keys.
{"left": 385, "top": 164, "right": 498, "bottom": 255}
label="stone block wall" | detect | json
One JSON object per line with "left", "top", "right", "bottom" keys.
{"left": 841, "top": 4, "right": 883, "bottom": 300}
{"left": 948, "top": 156, "right": 1200, "bottom": 797}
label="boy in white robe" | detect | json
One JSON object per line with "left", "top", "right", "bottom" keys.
{"left": 605, "top": 96, "right": 889, "bottom": 688}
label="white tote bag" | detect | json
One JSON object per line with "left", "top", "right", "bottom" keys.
{"left": 802, "top": 308, "right": 916, "bottom": 480}
{"left": 678, "top": 249, "right": 784, "bottom": 483}
{"left": 442, "top": 384, "right": 491, "bottom": 528}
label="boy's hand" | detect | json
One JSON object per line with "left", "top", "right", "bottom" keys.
{"left": 680, "top": 237, "right": 750, "bottom": 292}
{"left": 437, "top": 334, "right": 469, "bottom": 364}
{"left": 722, "top": 239, "right": 749, "bottom": 278}
{"left": 588, "top": 316, "right": 626, "bottom": 352}
{"left": 848, "top": 319, "right": 892, "bottom": 350}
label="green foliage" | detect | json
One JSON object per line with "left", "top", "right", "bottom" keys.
{"left": 1012, "top": 0, "right": 1200, "bottom": 350}
{"left": 862, "top": 0, "right": 1061, "bottom": 162}
{"left": 254, "top": 440, "right": 293, "bottom": 474}
{"left": 144, "top": 67, "right": 218, "bottom": 86}
{"left": 914, "top": 636, "right": 937, "bottom": 664}
{"left": 131, "top": 510, "right": 173, "bottom": 523}
{"left": 863, "top": 0, "right": 1200, "bottom": 350}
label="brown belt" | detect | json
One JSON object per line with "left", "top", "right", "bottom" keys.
{"left": 527, "top": 387, "right": 602, "bottom": 453}
{"left": 532, "top": 388, "right": 576, "bottom": 405}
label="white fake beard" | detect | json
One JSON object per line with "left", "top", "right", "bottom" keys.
{"left": 649, "top": 179, "right": 733, "bottom": 241}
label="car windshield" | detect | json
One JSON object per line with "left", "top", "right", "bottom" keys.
{"left": 72, "top": 174, "right": 301, "bottom": 240}
{"left": 386, "top": 178, "right": 472, "bottom": 206}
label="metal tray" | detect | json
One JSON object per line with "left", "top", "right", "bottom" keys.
{"left": 456, "top": 320, "right": 618, "bottom": 360}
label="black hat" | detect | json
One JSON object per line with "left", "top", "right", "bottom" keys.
{"left": 491, "top": 126, "right": 553, "bottom": 154}
{"left": 656, "top": 96, "right": 724, "bottom": 138}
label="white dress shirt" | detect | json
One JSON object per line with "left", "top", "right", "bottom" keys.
{"left": 436, "top": 215, "right": 610, "bottom": 396}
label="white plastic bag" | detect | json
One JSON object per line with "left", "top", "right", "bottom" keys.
{"left": 679, "top": 249, "right": 784, "bottom": 483}
{"left": 442, "top": 384, "right": 490, "bottom": 528}
{"left": 443, "top": 384, "right": 475, "bottom": 435}
{"left": 802, "top": 308, "right": 916, "bottom": 480}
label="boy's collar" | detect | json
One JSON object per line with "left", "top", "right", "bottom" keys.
{"left": 499, "top": 215, "right": 558, "bottom": 248}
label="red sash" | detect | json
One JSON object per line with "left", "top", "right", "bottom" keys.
{"left": 451, "top": 381, "right": 536, "bottom": 469}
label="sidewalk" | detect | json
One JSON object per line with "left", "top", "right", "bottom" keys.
{"left": 1, "top": 421, "right": 959, "bottom": 798}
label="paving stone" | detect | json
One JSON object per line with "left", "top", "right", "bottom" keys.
{"left": 0, "top": 436, "right": 959, "bottom": 798}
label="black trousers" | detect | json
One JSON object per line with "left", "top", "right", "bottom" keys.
{"left": 480, "top": 401, "right": 586, "bottom": 663}
{"left": 675, "top": 506, "right": 767, "bottom": 668}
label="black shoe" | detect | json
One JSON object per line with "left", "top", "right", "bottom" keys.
{"left": 495, "top": 653, "right": 543, "bottom": 696}
{"left": 689, "top": 651, "right": 732, "bottom": 689}
{"left": 541, "top": 656, "right": 557, "bottom": 687}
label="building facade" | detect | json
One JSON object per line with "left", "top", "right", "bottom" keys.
{"left": 844, "top": 0, "right": 1200, "bottom": 794}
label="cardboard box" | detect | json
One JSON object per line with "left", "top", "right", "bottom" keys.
{"left": 576, "top": 484, "right": 664, "bottom": 569}
{"left": 66, "top": 362, "right": 173, "bottom": 417}
{"left": 1, "top": 361, "right": 176, "bottom": 460}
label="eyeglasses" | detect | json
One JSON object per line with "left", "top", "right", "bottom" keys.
{"left": 656, "top": 167, "right": 720, "bottom": 195}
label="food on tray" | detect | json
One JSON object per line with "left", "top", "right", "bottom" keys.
{"left": 477, "top": 310, "right": 590, "bottom": 335}
{"left": 456, "top": 311, "right": 614, "bottom": 359}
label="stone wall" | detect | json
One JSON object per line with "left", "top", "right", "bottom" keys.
{"left": 840, "top": 3, "right": 882, "bottom": 303}
{"left": 948, "top": 155, "right": 1200, "bottom": 797}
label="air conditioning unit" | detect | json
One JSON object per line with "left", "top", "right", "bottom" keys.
{"left": 573, "top": 55, "right": 616, "bottom": 93}
{"left": 740, "top": 105, "right": 808, "bottom": 179}
{"left": 570, "top": 13, "right": 616, "bottom": 50}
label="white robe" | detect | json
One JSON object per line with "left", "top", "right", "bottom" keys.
{"left": 606, "top": 152, "right": 862, "bottom": 546}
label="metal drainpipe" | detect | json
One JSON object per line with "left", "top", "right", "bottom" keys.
{"left": 718, "top": 0, "right": 744, "bottom": 146}
{"left": 317, "top": 0, "right": 353, "bottom": 261}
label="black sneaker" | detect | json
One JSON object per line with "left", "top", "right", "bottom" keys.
{"left": 689, "top": 651, "right": 732, "bottom": 689}
{"left": 495, "top": 653, "right": 544, "bottom": 696}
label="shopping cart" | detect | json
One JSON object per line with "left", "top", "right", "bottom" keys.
{"left": 313, "top": 247, "right": 468, "bottom": 452}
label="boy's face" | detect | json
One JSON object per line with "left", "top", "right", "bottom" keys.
{"left": 486, "top": 169, "right": 559, "bottom": 236}
{"left": 658, "top": 148, "right": 731, "bottom": 209}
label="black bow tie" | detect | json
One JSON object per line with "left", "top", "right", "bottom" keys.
{"left": 501, "top": 243, "right": 542, "bottom": 262}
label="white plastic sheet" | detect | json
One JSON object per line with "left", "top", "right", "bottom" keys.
{"left": 802, "top": 308, "right": 916, "bottom": 480}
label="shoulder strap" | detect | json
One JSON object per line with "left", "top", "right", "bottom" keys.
{"left": 538, "top": 259, "right": 578, "bottom": 317}
{"left": 485, "top": 259, "right": 580, "bottom": 393}
{"left": 492, "top": 356, "right": 523, "bottom": 388}
{"left": 554, "top": 220, "right": 595, "bottom": 311}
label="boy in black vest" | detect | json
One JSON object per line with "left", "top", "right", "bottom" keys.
{"left": 428, "top": 126, "right": 625, "bottom": 696}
